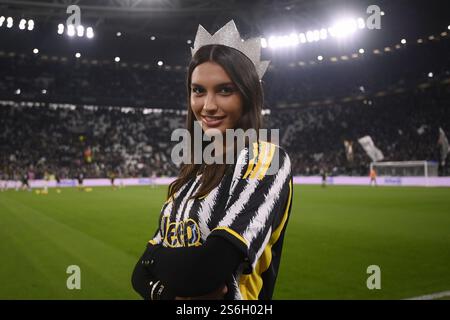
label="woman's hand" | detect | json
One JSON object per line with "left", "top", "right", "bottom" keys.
{"left": 175, "top": 284, "right": 228, "bottom": 300}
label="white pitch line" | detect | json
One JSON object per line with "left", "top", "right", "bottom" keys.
{"left": 405, "top": 290, "right": 450, "bottom": 300}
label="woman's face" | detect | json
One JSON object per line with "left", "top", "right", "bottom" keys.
{"left": 190, "top": 62, "right": 244, "bottom": 135}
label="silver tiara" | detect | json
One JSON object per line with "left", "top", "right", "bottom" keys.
{"left": 191, "top": 20, "right": 270, "bottom": 79}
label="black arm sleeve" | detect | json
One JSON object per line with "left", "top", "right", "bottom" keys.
{"left": 131, "top": 247, "right": 176, "bottom": 300}
{"left": 144, "top": 235, "right": 244, "bottom": 297}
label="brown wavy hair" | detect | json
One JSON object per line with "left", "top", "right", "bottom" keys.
{"left": 167, "top": 44, "right": 264, "bottom": 200}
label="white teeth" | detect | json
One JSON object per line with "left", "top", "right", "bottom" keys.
{"left": 205, "top": 116, "right": 224, "bottom": 121}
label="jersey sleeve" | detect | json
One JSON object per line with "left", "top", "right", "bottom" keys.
{"left": 208, "top": 141, "right": 293, "bottom": 274}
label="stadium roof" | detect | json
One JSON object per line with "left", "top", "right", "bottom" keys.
{"left": 0, "top": 0, "right": 448, "bottom": 64}
{"left": 1, "top": 0, "right": 447, "bottom": 36}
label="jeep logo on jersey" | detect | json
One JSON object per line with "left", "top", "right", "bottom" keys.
{"left": 162, "top": 216, "right": 201, "bottom": 247}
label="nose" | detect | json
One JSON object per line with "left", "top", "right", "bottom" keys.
{"left": 203, "top": 93, "right": 218, "bottom": 114}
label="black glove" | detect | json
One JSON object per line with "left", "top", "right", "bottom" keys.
{"left": 131, "top": 243, "right": 175, "bottom": 300}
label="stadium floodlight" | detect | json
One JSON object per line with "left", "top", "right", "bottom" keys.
{"left": 317, "top": 55, "right": 323, "bottom": 61}
{"left": 19, "top": 19, "right": 26, "bottom": 30}
{"left": 260, "top": 38, "right": 267, "bottom": 48}
{"left": 381, "top": 11, "right": 385, "bottom": 16}
{"left": 289, "top": 32, "right": 300, "bottom": 45}
{"left": 187, "top": 39, "right": 192, "bottom": 44}
{"left": 448, "top": 25, "right": 450, "bottom": 30}
{"left": 299, "top": 33, "right": 306, "bottom": 43}
{"left": 359, "top": 48, "right": 365, "bottom": 54}
{"left": 15, "top": 88, "right": 21, "bottom": 95}
{"left": 86, "top": 27, "right": 94, "bottom": 39}
{"left": 357, "top": 17, "right": 365, "bottom": 29}
{"left": 0, "top": 16, "right": 5, "bottom": 27}
{"left": 260, "top": 15, "right": 367, "bottom": 50}
{"left": 268, "top": 34, "right": 298, "bottom": 48}
{"left": 306, "top": 30, "right": 314, "bottom": 42}
{"left": 57, "top": 23, "right": 64, "bottom": 34}
{"left": 76, "top": 25, "right": 84, "bottom": 37}
{"left": 33, "top": 48, "right": 39, "bottom": 54}
{"left": 313, "top": 30, "right": 320, "bottom": 41}
{"left": 330, "top": 18, "right": 358, "bottom": 38}
{"left": 6, "top": 17, "right": 13, "bottom": 28}
{"left": 157, "top": 60, "right": 164, "bottom": 66}
{"left": 401, "top": 38, "right": 406, "bottom": 44}
{"left": 428, "top": 72, "right": 433, "bottom": 78}
{"left": 75, "top": 52, "right": 81, "bottom": 58}
{"left": 287, "top": 33, "right": 299, "bottom": 46}
{"left": 150, "top": 35, "right": 156, "bottom": 40}
{"left": 327, "top": 27, "right": 336, "bottom": 37}
{"left": 269, "top": 36, "right": 280, "bottom": 48}
{"left": 116, "top": 32, "right": 122, "bottom": 37}
{"left": 268, "top": 36, "right": 277, "bottom": 48}
{"left": 115, "top": 56, "right": 120, "bottom": 62}
{"left": 42, "top": 89, "right": 47, "bottom": 94}
{"left": 67, "top": 24, "right": 75, "bottom": 37}
{"left": 27, "top": 19, "right": 34, "bottom": 31}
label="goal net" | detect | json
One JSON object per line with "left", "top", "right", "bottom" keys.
{"left": 370, "top": 161, "right": 439, "bottom": 177}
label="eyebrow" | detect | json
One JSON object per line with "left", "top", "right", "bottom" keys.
{"left": 191, "top": 82, "right": 235, "bottom": 88}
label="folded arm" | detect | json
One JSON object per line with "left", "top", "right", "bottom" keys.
{"left": 132, "top": 235, "right": 243, "bottom": 299}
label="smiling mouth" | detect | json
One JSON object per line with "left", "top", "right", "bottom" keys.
{"left": 201, "top": 115, "right": 226, "bottom": 127}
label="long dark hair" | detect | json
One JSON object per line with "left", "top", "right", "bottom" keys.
{"left": 167, "top": 44, "right": 264, "bottom": 199}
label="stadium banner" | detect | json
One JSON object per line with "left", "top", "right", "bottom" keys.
{"left": 438, "top": 127, "right": 449, "bottom": 165}
{"left": 344, "top": 140, "right": 354, "bottom": 162}
{"left": 293, "top": 176, "right": 450, "bottom": 187}
{"left": 2, "top": 176, "right": 450, "bottom": 188}
{"left": 0, "top": 178, "right": 176, "bottom": 189}
{"left": 358, "top": 135, "right": 384, "bottom": 162}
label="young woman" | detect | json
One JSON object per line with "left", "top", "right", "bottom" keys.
{"left": 132, "top": 28, "right": 293, "bottom": 300}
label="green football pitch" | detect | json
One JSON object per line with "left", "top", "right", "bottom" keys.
{"left": 1, "top": 185, "right": 449, "bottom": 300}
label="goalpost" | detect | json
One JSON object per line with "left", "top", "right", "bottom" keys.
{"left": 370, "top": 161, "right": 439, "bottom": 178}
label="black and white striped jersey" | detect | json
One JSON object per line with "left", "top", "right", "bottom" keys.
{"left": 149, "top": 140, "right": 293, "bottom": 300}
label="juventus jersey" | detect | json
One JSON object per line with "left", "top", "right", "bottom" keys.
{"left": 149, "top": 141, "right": 293, "bottom": 300}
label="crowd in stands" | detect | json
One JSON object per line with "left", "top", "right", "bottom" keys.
{"left": 0, "top": 39, "right": 449, "bottom": 179}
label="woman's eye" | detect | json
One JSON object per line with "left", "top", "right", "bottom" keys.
{"left": 219, "top": 87, "right": 235, "bottom": 95}
{"left": 192, "top": 86, "right": 235, "bottom": 95}
{"left": 192, "top": 87, "right": 204, "bottom": 95}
